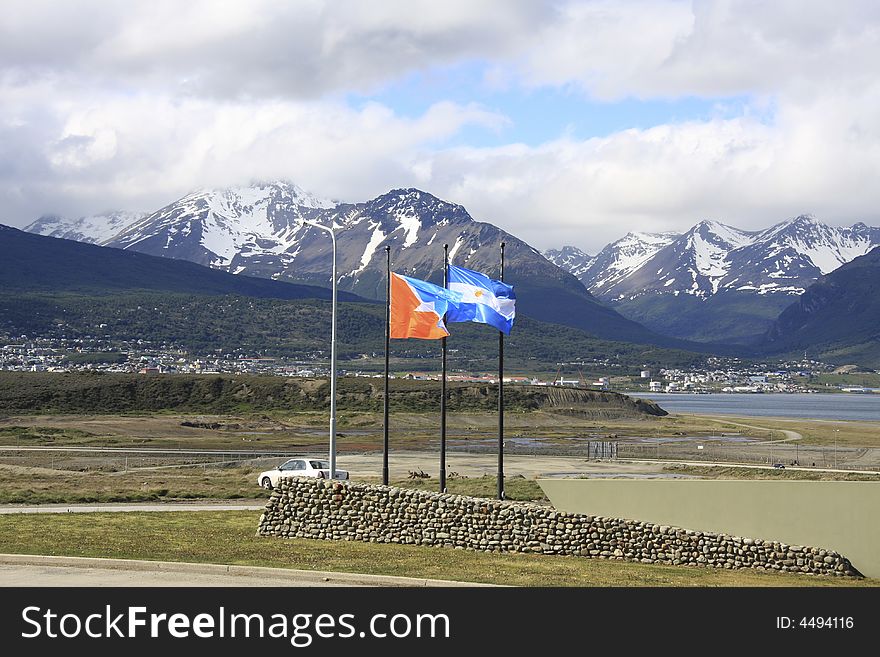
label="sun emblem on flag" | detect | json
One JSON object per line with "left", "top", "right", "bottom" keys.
{"left": 474, "top": 290, "right": 484, "bottom": 297}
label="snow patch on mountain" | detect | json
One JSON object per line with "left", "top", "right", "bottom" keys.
{"left": 689, "top": 230, "right": 733, "bottom": 279}
{"left": 448, "top": 234, "right": 465, "bottom": 263}
{"left": 785, "top": 233, "right": 873, "bottom": 274}
{"left": 352, "top": 223, "right": 386, "bottom": 276}
{"left": 396, "top": 211, "right": 421, "bottom": 248}
{"left": 200, "top": 212, "right": 243, "bottom": 265}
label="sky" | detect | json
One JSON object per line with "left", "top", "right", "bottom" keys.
{"left": 2, "top": 0, "right": 880, "bottom": 252}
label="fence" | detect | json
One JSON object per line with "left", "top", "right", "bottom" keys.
{"left": 446, "top": 436, "right": 877, "bottom": 472}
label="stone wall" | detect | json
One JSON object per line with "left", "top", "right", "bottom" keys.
{"left": 258, "top": 478, "right": 860, "bottom": 577}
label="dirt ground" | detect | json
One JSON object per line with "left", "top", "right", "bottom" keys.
{"left": 341, "top": 451, "right": 682, "bottom": 480}
{"left": 1, "top": 412, "right": 878, "bottom": 478}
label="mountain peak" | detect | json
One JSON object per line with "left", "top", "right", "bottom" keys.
{"left": 180, "top": 180, "right": 336, "bottom": 210}
{"left": 769, "top": 214, "right": 824, "bottom": 234}
{"left": 546, "top": 245, "right": 592, "bottom": 258}
{"left": 687, "top": 219, "right": 753, "bottom": 249}
{"left": 362, "top": 188, "right": 472, "bottom": 233}
{"left": 543, "top": 245, "right": 596, "bottom": 279}
{"left": 24, "top": 210, "right": 147, "bottom": 245}
{"left": 555, "top": 214, "right": 880, "bottom": 305}
{"left": 619, "top": 230, "right": 682, "bottom": 245}
{"left": 388, "top": 187, "right": 430, "bottom": 197}
{"left": 376, "top": 188, "right": 457, "bottom": 209}
{"left": 691, "top": 218, "right": 734, "bottom": 232}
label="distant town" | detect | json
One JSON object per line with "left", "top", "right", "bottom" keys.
{"left": 2, "top": 335, "right": 877, "bottom": 394}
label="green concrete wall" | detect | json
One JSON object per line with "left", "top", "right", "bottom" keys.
{"left": 538, "top": 479, "right": 880, "bottom": 578}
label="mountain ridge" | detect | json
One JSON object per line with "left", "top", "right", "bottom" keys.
{"left": 26, "top": 210, "right": 148, "bottom": 244}
{"left": 0, "top": 224, "right": 364, "bottom": 302}
{"left": 546, "top": 215, "right": 880, "bottom": 343}
{"left": 547, "top": 215, "right": 880, "bottom": 301}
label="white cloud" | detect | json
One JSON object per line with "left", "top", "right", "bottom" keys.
{"left": 512, "top": 0, "right": 880, "bottom": 101}
{"left": 0, "top": 78, "right": 507, "bottom": 220}
{"left": 0, "top": 0, "right": 542, "bottom": 98}
{"left": 424, "top": 88, "right": 880, "bottom": 251}
{"left": 2, "top": 1, "right": 880, "bottom": 253}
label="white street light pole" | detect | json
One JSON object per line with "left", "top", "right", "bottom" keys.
{"left": 304, "top": 220, "right": 338, "bottom": 479}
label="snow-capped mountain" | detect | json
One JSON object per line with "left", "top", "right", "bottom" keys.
{"left": 549, "top": 215, "right": 880, "bottom": 343}
{"left": 25, "top": 210, "right": 147, "bottom": 244}
{"left": 105, "top": 182, "right": 507, "bottom": 297}
{"left": 109, "top": 181, "right": 337, "bottom": 273}
{"left": 24, "top": 181, "right": 671, "bottom": 346}
{"left": 553, "top": 216, "right": 880, "bottom": 301}
{"left": 543, "top": 246, "right": 596, "bottom": 279}
{"left": 547, "top": 231, "right": 680, "bottom": 298}
{"left": 607, "top": 220, "right": 756, "bottom": 300}
{"left": 727, "top": 216, "right": 880, "bottom": 296}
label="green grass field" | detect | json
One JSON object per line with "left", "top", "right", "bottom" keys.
{"left": 0, "top": 463, "right": 269, "bottom": 504}
{"left": 0, "top": 511, "right": 873, "bottom": 587}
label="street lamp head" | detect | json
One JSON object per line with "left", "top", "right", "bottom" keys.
{"left": 303, "top": 219, "right": 334, "bottom": 234}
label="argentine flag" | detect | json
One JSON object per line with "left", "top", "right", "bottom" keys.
{"left": 446, "top": 265, "right": 516, "bottom": 335}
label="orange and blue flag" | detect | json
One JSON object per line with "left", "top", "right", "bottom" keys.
{"left": 390, "top": 273, "right": 461, "bottom": 340}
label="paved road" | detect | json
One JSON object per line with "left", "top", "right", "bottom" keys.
{"left": 0, "top": 555, "right": 491, "bottom": 587}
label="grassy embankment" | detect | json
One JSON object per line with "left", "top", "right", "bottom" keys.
{"left": 0, "top": 511, "right": 873, "bottom": 587}
{"left": 0, "top": 371, "right": 666, "bottom": 417}
{"left": 3, "top": 371, "right": 877, "bottom": 448}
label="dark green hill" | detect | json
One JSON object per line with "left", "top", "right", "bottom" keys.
{"left": 0, "top": 224, "right": 362, "bottom": 302}
{"left": 0, "top": 224, "right": 708, "bottom": 370}
{"left": 0, "top": 371, "right": 667, "bottom": 417}
{"left": 0, "top": 291, "right": 704, "bottom": 370}
{"left": 764, "top": 247, "right": 880, "bottom": 366}
{"left": 610, "top": 290, "right": 793, "bottom": 345}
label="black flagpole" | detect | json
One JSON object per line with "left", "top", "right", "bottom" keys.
{"left": 498, "top": 241, "right": 505, "bottom": 500}
{"left": 440, "top": 243, "right": 448, "bottom": 493}
{"left": 383, "top": 245, "right": 391, "bottom": 486}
